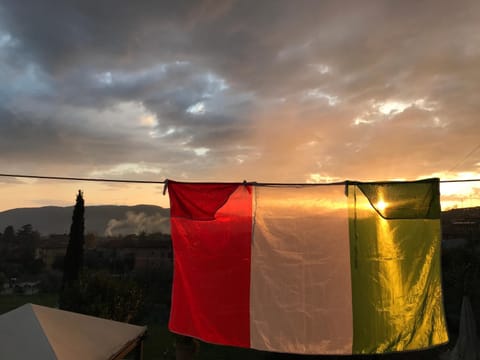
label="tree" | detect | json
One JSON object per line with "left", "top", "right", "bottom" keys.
{"left": 16, "top": 224, "right": 41, "bottom": 273}
{"left": 0, "top": 272, "right": 7, "bottom": 291}
{"left": 3, "top": 225, "right": 15, "bottom": 244}
{"left": 0, "top": 226, "right": 14, "bottom": 263}
{"left": 61, "top": 271, "right": 144, "bottom": 323}
{"left": 62, "top": 190, "right": 85, "bottom": 290}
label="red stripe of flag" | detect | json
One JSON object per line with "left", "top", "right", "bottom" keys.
{"left": 168, "top": 182, "right": 252, "bottom": 347}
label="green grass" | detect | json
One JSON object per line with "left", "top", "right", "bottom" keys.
{"left": 0, "top": 293, "right": 58, "bottom": 314}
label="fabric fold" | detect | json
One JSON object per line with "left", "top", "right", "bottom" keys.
{"left": 168, "top": 180, "right": 240, "bottom": 220}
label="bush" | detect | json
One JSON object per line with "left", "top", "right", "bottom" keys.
{"left": 39, "top": 270, "right": 62, "bottom": 293}
{"left": 60, "top": 270, "right": 144, "bottom": 324}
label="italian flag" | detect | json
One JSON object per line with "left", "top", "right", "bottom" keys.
{"left": 167, "top": 179, "right": 448, "bottom": 355}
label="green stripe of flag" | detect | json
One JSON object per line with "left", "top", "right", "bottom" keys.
{"left": 348, "top": 180, "right": 448, "bottom": 353}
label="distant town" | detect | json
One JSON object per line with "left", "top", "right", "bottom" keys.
{"left": 0, "top": 205, "right": 478, "bottom": 295}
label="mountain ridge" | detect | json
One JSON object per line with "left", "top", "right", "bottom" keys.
{"left": 2, "top": 204, "right": 479, "bottom": 237}
{"left": 0, "top": 205, "right": 170, "bottom": 236}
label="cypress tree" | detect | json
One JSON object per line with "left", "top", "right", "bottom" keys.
{"left": 62, "top": 190, "right": 85, "bottom": 289}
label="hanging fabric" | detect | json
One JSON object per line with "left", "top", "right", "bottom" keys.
{"left": 167, "top": 178, "right": 448, "bottom": 355}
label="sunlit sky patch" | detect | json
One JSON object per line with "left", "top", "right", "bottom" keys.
{"left": 139, "top": 113, "right": 157, "bottom": 127}
{"left": 186, "top": 102, "right": 206, "bottom": 115}
{"left": 304, "top": 89, "right": 339, "bottom": 106}
{"left": 95, "top": 71, "right": 113, "bottom": 85}
{"left": 307, "top": 173, "right": 343, "bottom": 184}
{"left": 309, "top": 64, "right": 330, "bottom": 74}
{"left": 0, "top": 32, "right": 13, "bottom": 47}
{"left": 376, "top": 101, "right": 410, "bottom": 115}
{"left": 193, "top": 147, "right": 210, "bottom": 156}
{"left": 203, "top": 72, "right": 229, "bottom": 96}
{"left": 150, "top": 126, "right": 177, "bottom": 139}
{"left": 354, "top": 98, "right": 439, "bottom": 126}
{"left": 90, "top": 162, "right": 163, "bottom": 177}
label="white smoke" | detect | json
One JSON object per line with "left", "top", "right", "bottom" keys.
{"left": 104, "top": 211, "right": 170, "bottom": 236}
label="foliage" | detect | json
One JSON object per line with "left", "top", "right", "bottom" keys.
{"left": 0, "top": 272, "right": 7, "bottom": 290}
{"left": 0, "top": 224, "right": 43, "bottom": 277}
{"left": 442, "top": 244, "right": 480, "bottom": 336}
{"left": 38, "top": 270, "right": 62, "bottom": 293}
{"left": 0, "top": 293, "right": 58, "bottom": 315}
{"left": 52, "top": 255, "right": 65, "bottom": 271}
{"left": 83, "top": 249, "right": 134, "bottom": 274}
{"left": 17, "top": 224, "right": 42, "bottom": 274}
{"left": 60, "top": 270, "right": 144, "bottom": 324}
{"left": 2, "top": 225, "right": 15, "bottom": 244}
{"left": 134, "top": 266, "right": 173, "bottom": 325}
{"left": 62, "top": 190, "right": 85, "bottom": 288}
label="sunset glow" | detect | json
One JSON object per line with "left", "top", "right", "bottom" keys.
{"left": 0, "top": 1, "right": 479, "bottom": 211}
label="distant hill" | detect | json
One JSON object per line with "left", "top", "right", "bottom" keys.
{"left": 2, "top": 204, "right": 479, "bottom": 238}
{"left": 0, "top": 205, "right": 170, "bottom": 236}
{"left": 441, "top": 206, "right": 480, "bottom": 241}
{"left": 441, "top": 206, "right": 480, "bottom": 221}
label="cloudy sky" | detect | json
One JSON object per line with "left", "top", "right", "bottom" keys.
{"left": 1, "top": 0, "right": 480, "bottom": 210}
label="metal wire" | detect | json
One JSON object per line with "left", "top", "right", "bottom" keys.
{"left": 1, "top": 173, "right": 480, "bottom": 185}
{"left": 0, "top": 173, "right": 167, "bottom": 184}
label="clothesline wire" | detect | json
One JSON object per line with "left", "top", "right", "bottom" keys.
{"left": 447, "top": 142, "right": 480, "bottom": 173}
{"left": 0, "top": 173, "right": 166, "bottom": 184}
{"left": 1, "top": 173, "right": 480, "bottom": 185}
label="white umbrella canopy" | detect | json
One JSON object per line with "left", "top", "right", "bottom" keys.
{"left": 0, "top": 303, "right": 146, "bottom": 360}
{"left": 441, "top": 296, "right": 480, "bottom": 360}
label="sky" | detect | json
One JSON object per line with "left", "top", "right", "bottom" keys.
{"left": 1, "top": 0, "right": 480, "bottom": 211}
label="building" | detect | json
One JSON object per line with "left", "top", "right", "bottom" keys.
{"left": 36, "top": 235, "right": 69, "bottom": 269}
{"left": 97, "top": 233, "right": 172, "bottom": 272}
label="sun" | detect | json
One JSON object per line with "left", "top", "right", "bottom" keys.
{"left": 375, "top": 200, "right": 388, "bottom": 212}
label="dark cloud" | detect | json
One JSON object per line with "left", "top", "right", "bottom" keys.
{"left": 0, "top": 0, "right": 479, "bottom": 192}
